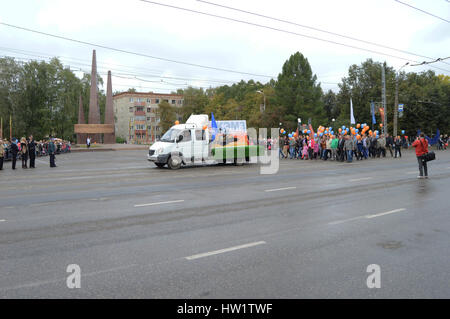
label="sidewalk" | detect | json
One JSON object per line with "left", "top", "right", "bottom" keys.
{"left": 71, "top": 144, "right": 150, "bottom": 152}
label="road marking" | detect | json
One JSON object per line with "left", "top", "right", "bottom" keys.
{"left": 328, "top": 216, "right": 365, "bottom": 225}
{"left": 349, "top": 177, "right": 373, "bottom": 182}
{"left": 365, "top": 208, "right": 406, "bottom": 219}
{"left": 185, "top": 241, "right": 266, "bottom": 260}
{"left": 329, "top": 208, "right": 407, "bottom": 225}
{"left": 134, "top": 199, "right": 185, "bottom": 208}
{"left": 265, "top": 186, "right": 296, "bottom": 192}
{"left": 406, "top": 171, "right": 417, "bottom": 174}
{"left": 0, "top": 219, "right": 6, "bottom": 222}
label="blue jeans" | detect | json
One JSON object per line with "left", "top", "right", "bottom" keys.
{"left": 346, "top": 150, "right": 353, "bottom": 162}
{"left": 289, "top": 146, "right": 295, "bottom": 159}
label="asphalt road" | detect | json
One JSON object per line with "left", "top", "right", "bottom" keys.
{"left": 0, "top": 148, "right": 449, "bottom": 298}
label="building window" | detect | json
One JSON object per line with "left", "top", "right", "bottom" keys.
{"left": 129, "top": 97, "right": 133, "bottom": 102}
{"left": 129, "top": 107, "right": 133, "bottom": 112}
{"left": 147, "top": 107, "right": 151, "bottom": 113}
{"left": 156, "top": 126, "right": 160, "bottom": 131}
{"left": 171, "top": 100, "right": 176, "bottom": 104}
{"left": 147, "top": 117, "right": 151, "bottom": 121}
{"left": 178, "top": 100, "right": 183, "bottom": 105}
{"left": 155, "top": 99, "right": 160, "bottom": 104}
{"left": 136, "top": 106, "right": 144, "bottom": 112}
{"left": 147, "top": 98, "right": 151, "bottom": 103}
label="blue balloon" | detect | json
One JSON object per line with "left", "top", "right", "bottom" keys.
{"left": 307, "top": 130, "right": 311, "bottom": 134}
{"left": 355, "top": 129, "right": 359, "bottom": 133}
{"left": 314, "top": 133, "right": 317, "bottom": 137}
{"left": 401, "top": 130, "right": 405, "bottom": 134}
{"left": 288, "top": 134, "right": 292, "bottom": 137}
{"left": 319, "top": 133, "right": 323, "bottom": 137}
{"left": 342, "top": 126, "right": 346, "bottom": 130}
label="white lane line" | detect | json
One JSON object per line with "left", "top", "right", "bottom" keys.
{"left": 406, "top": 171, "right": 417, "bottom": 174}
{"left": 134, "top": 199, "right": 185, "bottom": 208}
{"left": 328, "top": 216, "right": 365, "bottom": 225}
{"left": 365, "top": 208, "right": 406, "bottom": 219}
{"left": 185, "top": 241, "right": 266, "bottom": 260}
{"left": 0, "top": 219, "right": 6, "bottom": 222}
{"left": 349, "top": 177, "right": 373, "bottom": 182}
{"left": 329, "top": 208, "right": 407, "bottom": 225}
{"left": 265, "top": 186, "right": 296, "bottom": 192}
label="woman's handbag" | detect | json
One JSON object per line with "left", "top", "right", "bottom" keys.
{"left": 420, "top": 139, "right": 435, "bottom": 162}
{"left": 423, "top": 151, "right": 436, "bottom": 162}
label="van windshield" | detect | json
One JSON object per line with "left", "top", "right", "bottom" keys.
{"left": 160, "top": 128, "right": 182, "bottom": 143}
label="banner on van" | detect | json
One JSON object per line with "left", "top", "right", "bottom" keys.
{"left": 213, "top": 120, "right": 247, "bottom": 133}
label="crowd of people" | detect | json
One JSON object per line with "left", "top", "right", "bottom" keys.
{"left": 270, "top": 133, "right": 410, "bottom": 163}
{"left": 0, "top": 135, "right": 71, "bottom": 170}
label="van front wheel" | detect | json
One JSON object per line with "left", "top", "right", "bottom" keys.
{"left": 168, "top": 156, "right": 182, "bottom": 169}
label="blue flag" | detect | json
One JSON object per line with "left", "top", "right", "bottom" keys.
{"left": 371, "top": 102, "right": 376, "bottom": 125}
{"left": 425, "top": 129, "right": 440, "bottom": 145}
{"left": 211, "top": 112, "right": 218, "bottom": 142}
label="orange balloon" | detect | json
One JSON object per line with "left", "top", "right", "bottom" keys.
{"left": 379, "top": 123, "right": 383, "bottom": 127}
{"left": 203, "top": 125, "right": 208, "bottom": 130}
{"left": 356, "top": 124, "right": 361, "bottom": 128}
{"left": 175, "top": 120, "right": 180, "bottom": 125}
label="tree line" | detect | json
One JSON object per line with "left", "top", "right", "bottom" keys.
{"left": 1, "top": 52, "right": 449, "bottom": 141}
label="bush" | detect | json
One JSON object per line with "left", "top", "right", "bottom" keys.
{"left": 116, "top": 136, "right": 126, "bottom": 144}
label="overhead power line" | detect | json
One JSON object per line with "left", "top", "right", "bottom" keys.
{"left": 394, "top": 0, "right": 450, "bottom": 24}
{"left": 0, "top": 22, "right": 274, "bottom": 79}
{"left": 410, "top": 56, "right": 450, "bottom": 66}
{"left": 197, "top": 0, "right": 450, "bottom": 66}
{"left": 0, "top": 47, "right": 339, "bottom": 85}
{"left": 137, "top": 0, "right": 450, "bottom": 74}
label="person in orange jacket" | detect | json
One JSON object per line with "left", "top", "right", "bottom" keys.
{"left": 412, "top": 132, "right": 429, "bottom": 178}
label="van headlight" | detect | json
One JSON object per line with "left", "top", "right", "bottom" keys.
{"left": 156, "top": 147, "right": 164, "bottom": 155}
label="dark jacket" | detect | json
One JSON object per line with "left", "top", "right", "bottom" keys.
{"left": 28, "top": 140, "right": 36, "bottom": 156}
{"left": 48, "top": 141, "right": 56, "bottom": 154}
{"left": 10, "top": 143, "right": 18, "bottom": 156}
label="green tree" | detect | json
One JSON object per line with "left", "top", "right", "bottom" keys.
{"left": 275, "top": 52, "right": 324, "bottom": 131}
{"left": 158, "top": 100, "right": 176, "bottom": 134}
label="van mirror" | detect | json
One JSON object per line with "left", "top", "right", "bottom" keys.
{"left": 177, "top": 135, "right": 183, "bottom": 143}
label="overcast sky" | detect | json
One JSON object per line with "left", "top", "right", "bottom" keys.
{"left": 1, "top": 0, "right": 449, "bottom": 94}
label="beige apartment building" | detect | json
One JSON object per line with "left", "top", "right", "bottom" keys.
{"left": 113, "top": 92, "right": 184, "bottom": 144}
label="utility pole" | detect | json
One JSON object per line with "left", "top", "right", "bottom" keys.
{"left": 394, "top": 62, "right": 409, "bottom": 137}
{"left": 381, "top": 64, "right": 387, "bottom": 135}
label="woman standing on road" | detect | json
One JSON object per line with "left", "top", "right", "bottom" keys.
{"left": 412, "top": 133, "right": 429, "bottom": 179}
{"left": 20, "top": 137, "right": 28, "bottom": 169}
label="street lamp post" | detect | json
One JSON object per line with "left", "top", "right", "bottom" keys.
{"left": 256, "top": 90, "right": 265, "bottom": 113}
{"left": 394, "top": 62, "right": 409, "bottom": 137}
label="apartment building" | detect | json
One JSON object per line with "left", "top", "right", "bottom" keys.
{"left": 113, "top": 92, "right": 184, "bottom": 144}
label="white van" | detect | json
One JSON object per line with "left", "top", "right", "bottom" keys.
{"left": 147, "top": 115, "right": 211, "bottom": 169}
